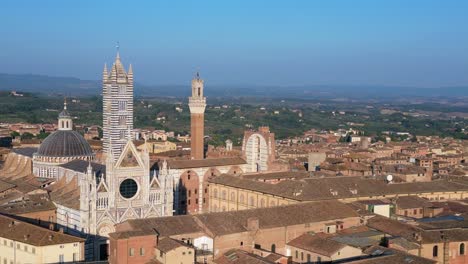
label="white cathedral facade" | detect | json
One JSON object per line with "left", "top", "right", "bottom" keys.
{"left": 32, "top": 51, "right": 173, "bottom": 260}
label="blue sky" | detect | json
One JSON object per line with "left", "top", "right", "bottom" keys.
{"left": 1, "top": 0, "right": 467, "bottom": 87}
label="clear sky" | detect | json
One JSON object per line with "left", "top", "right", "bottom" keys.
{"left": 1, "top": 0, "right": 467, "bottom": 87}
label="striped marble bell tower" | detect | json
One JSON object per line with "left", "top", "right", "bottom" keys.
{"left": 102, "top": 51, "right": 134, "bottom": 160}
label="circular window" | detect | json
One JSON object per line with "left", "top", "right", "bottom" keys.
{"left": 119, "top": 179, "right": 138, "bottom": 199}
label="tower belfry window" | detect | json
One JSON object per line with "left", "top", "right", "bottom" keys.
{"left": 118, "top": 101, "right": 127, "bottom": 111}
{"left": 198, "top": 87, "right": 201, "bottom": 96}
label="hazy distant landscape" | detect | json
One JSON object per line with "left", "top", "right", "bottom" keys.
{"left": 1, "top": 73, "right": 467, "bottom": 99}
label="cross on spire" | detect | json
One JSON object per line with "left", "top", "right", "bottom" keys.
{"left": 116, "top": 41, "right": 120, "bottom": 59}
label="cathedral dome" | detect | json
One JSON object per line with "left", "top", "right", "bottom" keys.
{"left": 37, "top": 130, "right": 93, "bottom": 157}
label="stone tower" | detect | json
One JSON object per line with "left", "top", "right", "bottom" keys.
{"left": 188, "top": 72, "right": 206, "bottom": 159}
{"left": 102, "top": 51, "right": 134, "bottom": 160}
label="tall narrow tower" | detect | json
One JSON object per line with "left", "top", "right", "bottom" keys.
{"left": 188, "top": 72, "right": 206, "bottom": 159}
{"left": 102, "top": 50, "right": 134, "bottom": 160}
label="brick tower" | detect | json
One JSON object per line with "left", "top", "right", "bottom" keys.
{"left": 188, "top": 72, "right": 206, "bottom": 159}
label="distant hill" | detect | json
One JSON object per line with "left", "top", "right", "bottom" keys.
{"left": 0, "top": 73, "right": 467, "bottom": 99}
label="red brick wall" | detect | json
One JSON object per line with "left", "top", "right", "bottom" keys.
{"left": 191, "top": 113, "right": 204, "bottom": 159}
{"left": 179, "top": 170, "right": 201, "bottom": 214}
{"left": 109, "top": 235, "right": 156, "bottom": 264}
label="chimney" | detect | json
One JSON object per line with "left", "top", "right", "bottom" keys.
{"left": 48, "top": 235, "right": 53, "bottom": 241}
{"left": 24, "top": 234, "right": 29, "bottom": 241}
{"left": 49, "top": 223, "right": 54, "bottom": 231}
{"left": 247, "top": 217, "right": 259, "bottom": 231}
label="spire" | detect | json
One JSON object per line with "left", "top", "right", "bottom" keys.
{"left": 111, "top": 42, "right": 126, "bottom": 78}
{"left": 87, "top": 161, "right": 93, "bottom": 175}
{"left": 63, "top": 97, "right": 67, "bottom": 110}
{"left": 103, "top": 63, "right": 108, "bottom": 79}
{"left": 128, "top": 64, "right": 133, "bottom": 75}
{"left": 116, "top": 41, "right": 120, "bottom": 59}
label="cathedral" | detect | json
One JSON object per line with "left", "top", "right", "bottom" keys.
{"left": 31, "top": 51, "right": 173, "bottom": 260}
{"left": 27, "top": 49, "right": 281, "bottom": 260}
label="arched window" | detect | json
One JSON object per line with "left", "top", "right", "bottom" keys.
{"left": 461, "top": 243, "right": 465, "bottom": 255}
{"left": 260, "top": 198, "right": 265, "bottom": 208}
{"left": 213, "top": 189, "right": 218, "bottom": 198}
{"left": 433, "top": 245, "right": 438, "bottom": 257}
{"left": 240, "top": 194, "right": 244, "bottom": 204}
{"left": 198, "top": 87, "right": 201, "bottom": 96}
{"left": 271, "top": 244, "right": 276, "bottom": 253}
{"left": 249, "top": 197, "right": 255, "bottom": 207}
{"left": 231, "top": 192, "right": 235, "bottom": 201}
{"left": 221, "top": 190, "right": 227, "bottom": 200}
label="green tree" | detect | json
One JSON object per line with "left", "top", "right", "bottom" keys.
{"left": 10, "top": 131, "right": 20, "bottom": 138}
{"left": 37, "top": 132, "right": 50, "bottom": 140}
{"left": 20, "top": 132, "right": 34, "bottom": 140}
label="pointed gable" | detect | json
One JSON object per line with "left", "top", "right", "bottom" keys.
{"left": 120, "top": 150, "right": 139, "bottom": 167}
{"left": 115, "top": 140, "right": 143, "bottom": 168}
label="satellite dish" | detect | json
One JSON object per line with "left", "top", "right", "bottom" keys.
{"left": 387, "top": 175, "right": 393, "bottom": 182}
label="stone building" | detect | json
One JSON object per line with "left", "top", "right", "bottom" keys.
{"left": 27, "top": 51, "right": 174, "bottom": 261}
{"left": 286, "top": 233, "right": 363, "bottom": 263}
{"left": 0, "top": 214, "right": 85, "bottom": 264}
{"left": 208, "top": 173, "right": 468, "bottom": 212}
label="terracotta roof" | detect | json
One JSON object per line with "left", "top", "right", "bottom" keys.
{"left": 111, "top": 200, "right": 359, "bottom": 239}
{"left": 112, "top": 215, "right": 205, "bottom": 239}
{"left": 209, "top": 174, "right": 468, "bottom": 201}
{"left": 167, "top": 157, "right": 246, "bottom": 169}
{"left": 0, "top": 179, "right": 15, "bottom": 192}
{"left": 196, "top": 201, "right": 359, "bottom": 236}
{"left": 242, "top": 171, "right": 309, "bottom": 181}
{"left": 367, "top": 216, "right": 419, "bottom": 241}
{"left": 395, "top": 196, "right": 432, "bottom": 210}
{"left": 48, "top": 176, "right": 80, "bottom": 210}
{"left": 0, "top": 194, "right": 56, "bottom": 215}
{"left": 156, "top": 237, "right": 192, "bottom": 253}
{"left": 214, "top": 249, "right": 276, "bottom": 264}
{"left": 347, "top": 246, "right": 436, "bottom": 264}
{"left": 287, "top": 233, "right": 347, "bottom": 256}
{"left": 0, "top": 214, "right": 84, "bottom": 246}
